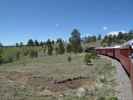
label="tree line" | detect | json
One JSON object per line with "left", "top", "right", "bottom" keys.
{"left": 0, "top": 29, "right": 84, "bottom": 64}
{"left": 0, "top": 29, "right": 133, "bottom": 64}
{"left": 101, "top": 30, "right": 133, "bottom": 46}
{"left": 23, "top": 29, "right": 83, "bottom": 55}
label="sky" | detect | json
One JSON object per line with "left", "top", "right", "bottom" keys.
{"left": 0, "top": 0, "right": 133, "bottom": 45}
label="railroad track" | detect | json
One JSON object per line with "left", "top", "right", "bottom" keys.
{"left": 113, "top": 59, "right": 133, "bottom": 100}
{"left": 101, "top": 55, "right": 133, "bottom": 100}
{"left": 96, "top": 40, "right": 133, "bottom": 97}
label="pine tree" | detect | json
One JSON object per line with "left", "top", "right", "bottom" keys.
{"left": 16, "top": 43, "right": 19, "bottom": 47}
{"left": 0, "top": 43, "right": 3, "bottom": 48}
{"left": 66, "top": 43, "right": 72, "bottom": 53}
{"left": 69, "top": 29, "right": 82, "bottom": 53}
{"left": 27, "top": 39, "right": 34, "bottom": 46}
{"left": 46, "top": 39, "right": 53, "bottom": 55}
{"left": 35, "top": 40, "right": 39, "bottom": 46}
{"left": 20, "top": 42, "right": 23, "bottom": 47}
{"left": 56, "top": 38, "right": 65, "bottom": 54}
{"left": 98, "top": 34, "right": 101, "bottom": 40}
{"left": 0, "top": 49, "right": 3, "bottom": 64}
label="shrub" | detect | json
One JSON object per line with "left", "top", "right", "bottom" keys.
{"left": 47, "top": 47, "right": 53, "bottom": 55}
{"left": 34, "top": 50, "right": 38, "bottom": 58}
{"left": 66, "top": 44, "right": 72, "bottom": 53}
{"left": 0, "top": 55, "right": 3, "bottom": 64}
{"left": 29, "top": 50, "right": 38, "bottom": 58}
{"left": 109, "top": 97, "right": 118, "bottom": 100}
{"left": 23, "top": 49, "right": 29, "bottom": 56}
{"left": 16, "top": 51, "right": 20, "bottom": 60}
{"left": 29, "top": 50, "right": 34, "bottom": 58}
{"left": 0, "top": 49, "right": 3, "bottom": 64}
{"left": 8, "top": 57, "right": 13, "bottom": 63}
{"left": 84, "top": 53, "right": 92, "bottom": 65}
{"left": 46, "top": 39, "right": 53, "bottom": 55}
{"left": 56, "top": 38, "right": 65, "bottom": 55}
{"left": 67, "top": 56, "right": 72, "bottom": 62}
{"left": 91, "top": 52, "right": 97, "bottom": 59}
{"left": 43, "top": 48, "right": 46, "bottom": 54}
{"left": 98, "top": 96, "right": 118, "bottom": 100}
{"left": 98, "top": 97, "right": 106, "bottom": 100}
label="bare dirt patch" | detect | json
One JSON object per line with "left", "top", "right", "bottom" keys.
{"left": 0, "top": 71, "right": 32, "bottom": 85}
{"left": 28, "top": 75, "right": 95, "bottom": 94}
{"left": 47, "top": 77, "right": 95, "bottom": 92}
{"left": 0, "top": 54, "right": 117, "bottom": 100}
{"left": 0, "top": 71, "right": 95, "bottom": 96}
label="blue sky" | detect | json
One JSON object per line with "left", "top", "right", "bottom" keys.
{"left": 0, "top": 0, "right": 133, "bottom": 45}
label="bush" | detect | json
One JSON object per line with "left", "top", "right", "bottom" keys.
{"left": 23, "top": 49, "right": 29, "bottom": 56}
{"left": 56, "top": 38, "right": 65, "bottom": 55}
{"left": 43, "top": 48, "right": 46, "bottom": 54}
{"left": 34, "top": 51, "right": 38, "bottom": 58}
{"left": 0, "top": 55, "right": 3, "bottom": 64}
{"left": 67, "top": 56, "right": 72, "bottom": 62}
{"left": 46, "top": 39, "right": 53, "bottom": 55}
{"left": 98, "top": 96, "right": 118, "bottom": 100}
{"left": 91, "top": 52, "right": 97, "bottom": 59}
{"left": 84, "top": 53, "right": 92, "bottom": 65}
{"left": 66, "top": 44, "right": 72, "bottom": 53}
{"left": 29, "top": 50, "right": 38, "bottom": 58}
{"left": 29, "top": 50, "right": 34, "bottom": 58}
{"left": 2, "top": 48, "right": 17, "bottom": 63}
{"left": 16, "top": 51, "right": 20, "bottom": 60}
{"left": 0, "top": 49, "right": 3, "bottom": 64}
{"left": 8, "top": 57, "right": 13, "bottom": 63}
{"left": 98, "top": 97, "right": 106, "bottom": 100}
{"left": 108, "top": 97, "right": 118, "bottom": 100}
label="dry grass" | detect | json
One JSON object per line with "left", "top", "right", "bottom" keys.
{"left": 0, "top": 54, "right": 117, "bottom": 100}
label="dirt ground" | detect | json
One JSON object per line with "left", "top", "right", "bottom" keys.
{"left": 0, "top": 54, "right": 117, "bottom": 100}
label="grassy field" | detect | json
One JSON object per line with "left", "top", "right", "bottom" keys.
{"left": 0, "top": 53, "right": 117, "bottom": 100}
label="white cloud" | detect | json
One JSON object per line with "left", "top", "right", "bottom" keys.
{"left": 86, "top": 33, "right": 93, "bottom": 36}
{"left": 55, "top": 24, "right": 59, "bottom": 27}
{"left": 107, "top": 31, "right": 119, "bottom": 35}
{"left": 107, "top": 30, "right": 126, "bottom": 36}
{"left": 24, "top": 32, "right": 32, "bottom": 38}
{"left": 103, "top": 26, "right": 108, "bottom": 30}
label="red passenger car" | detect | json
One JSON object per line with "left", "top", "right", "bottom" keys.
{"left": 96, "top": 40, "right": 133, "bottom": 91}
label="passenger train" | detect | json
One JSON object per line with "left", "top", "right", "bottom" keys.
{"left": 96, "top": 39, "right": 133, "bottom": 91}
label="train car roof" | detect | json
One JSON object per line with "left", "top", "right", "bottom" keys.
{"left": 96, "top": 46, "right": 120, "bottom": 49}
{"left": 96, "top": 39, "right": 133, "bottom": 49}
{"left": 121, "top": 39, "right": 133, "bottom": 48}
{"left": 127, "top": 39, "right": 133, "bottom": 45}
{"left": 96, "top": 45, "right": 121, "bottom": 49}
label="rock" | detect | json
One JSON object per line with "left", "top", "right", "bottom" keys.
{"left": 58, "top": 94, "right": 64, "bottom": 100}
{"left": 38, "top": 89, "right": 53, "bottom": 96}
{"left": 95, "top": 82, "right": 103, "bottom": 88}
{"left": 76, "top": 87, "right": 86, "bottom": 97}
{"left": 100, "top": 75, "right": 106, "bottom": 82}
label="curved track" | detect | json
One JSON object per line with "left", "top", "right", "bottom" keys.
{"left": 112, "top": 57, "right": 133, "bottom": 100}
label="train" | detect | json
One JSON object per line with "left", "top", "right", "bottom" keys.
{"left": 95, "top": 40, "right": 133, "bottom": 91}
